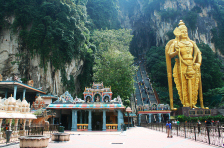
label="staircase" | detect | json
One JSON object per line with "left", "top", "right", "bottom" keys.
{"left": 133, "top": 60, "right": 158, "bottom": 108}
{"left": 134, "top": 75, "right": 142, "bottom": 105}
{"left": 140, "top": 62, "right": 157, "bottom": 104}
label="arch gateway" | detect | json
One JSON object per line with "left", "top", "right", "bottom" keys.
{"left": 46, "top": 82, "right": 125, "bottom": 131}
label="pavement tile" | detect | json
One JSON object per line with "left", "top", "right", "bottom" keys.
{"left": 1, "top": 127, "right": 217, "bottom": 148}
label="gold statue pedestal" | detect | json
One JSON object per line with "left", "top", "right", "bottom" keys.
{"left": 171, "top": 107, "right": 218, "bottom": 117}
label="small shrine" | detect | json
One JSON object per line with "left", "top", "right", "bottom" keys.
{"left": 31, "top": 95, "right": 55, "bottom": 126}
{"left": 31, "top": 95, "right": 46, "bottom": 110}
{"left": 47, "top": 82, "right": 125, "bottom": 131}
{"left": 0, "top": 95, "right": 36, "bottom": 142}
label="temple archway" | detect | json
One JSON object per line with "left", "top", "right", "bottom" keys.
{"left": 103, "top": 94, "right": 110, "bottom": 102}
{"left": 85, "top": 95, "right": 92, "bottom": 103}
{"left": 94, "top": 93, "right": 101, "bottom": 102}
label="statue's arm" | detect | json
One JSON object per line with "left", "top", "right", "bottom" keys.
{"left": 193, "top": 42, "right": 202, "bottom": 65}
{"left": 168, "top": 43, "right": 178, "bottom": 58}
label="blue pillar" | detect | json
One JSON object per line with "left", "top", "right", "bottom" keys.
{"left": 117, "top": 110, "right": 124, "bottom": 131}
{"left": 71, "top": 110, "right": 77, "bottom": 131}
{"left": 158, "top": 113, "right": 162, "bottom": 123}
{"left": 13, "top": 85, "right": 17, "bottom": 99}
{"left": 5, "top": 89, "right": 8, "bottom": 98}
{"left": 148, "top": 114, "right": 152, "bottom": 123}
{"left": 103, "top": 110, "right": 106, "bottom": 131}
{"left": 52, "top": 110, "right": 55, "bottom": 124}
{"left": 23, "top": 88, "right": 26, "bottom": 99}
{"left": 88, "top": 110, "right": 92, "bottom": 131}
{"left": 138, "top": 114, "right": 142, "bottom": 126}
{"left": 80, "top": 111, "right": 83, "bottom": 124}
{"left": 131, "top": 117, "right": 133, "bottom": 126}
{"left": 84, "top": 111, "right": 87, "bottom": 124}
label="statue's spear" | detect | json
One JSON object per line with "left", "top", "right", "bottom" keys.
{"left": 173, "top": 27, "right": 184, "bottom": 106}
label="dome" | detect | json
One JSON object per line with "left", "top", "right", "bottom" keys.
{"left": 4, "top": 99, "right": 9, "bottom": 105}
{"left": 22, "top": 98, "right": 28, "bottom": 107}
{"left": 36, "top": 95, "right": 43, "bottom": 102}
{"left": 8, "top": 95, "right": 16, "bottom": 105}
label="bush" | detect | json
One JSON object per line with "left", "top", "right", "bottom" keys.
{"left": 176, "top": 115, "right": 224, "bottom": 122}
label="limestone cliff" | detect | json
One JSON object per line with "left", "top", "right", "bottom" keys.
{"left": 118, "top": 0, "right": 221, "bottom": 56}
{"left": 0, "top": 23, "right": 83, "bottom": 96}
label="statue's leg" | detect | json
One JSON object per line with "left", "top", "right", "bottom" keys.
{"left": 182, "top": 65, "right": 189, "bottom": 107}
{"left": 188, "top": 79, "right": 192, "bottom": 108}
{"left": 199, "top": 72, "right": 204, "bottom": 108}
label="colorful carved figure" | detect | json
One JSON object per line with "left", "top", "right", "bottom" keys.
{"left": 28, "top": 80, "right": 34, "bottom": 87}
{"left": 165, "top": 20, "right": 205, "bottom": 110}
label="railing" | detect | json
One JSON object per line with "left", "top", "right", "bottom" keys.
{"left": 28, "top": 126, "right": 44, "bottom": 135}
{"left": 0, "top": 124, "right": 59, "bottom": 143}
{"left": 141, "top": 123, "right": 224, "bottom": 147}
{"left": 106, "top": 124, "right": 118, "bottom": 131}
{"left": 153, "top": 89, "right": 160, "bottom": 104}
{"left": 77, "top": 124, "right": 88, "bottom": 131}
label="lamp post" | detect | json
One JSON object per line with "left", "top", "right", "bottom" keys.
{"left": 126, "top": 107, "right": 132, "bottom": 129}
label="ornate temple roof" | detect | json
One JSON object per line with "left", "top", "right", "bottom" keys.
{"left": 84, "top": 82, "right": 112, "bottom": 93}
{"left": 46, "top": 83, "right": 124, "bottom": 110}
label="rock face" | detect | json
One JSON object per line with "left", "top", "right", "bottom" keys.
{"left": 118, "top": 0, "right": 220, "bottom": 55}
{"left": 0, "top": 0, "right": 222, "bottom": 96}
{"left": 0, "top": 24, "right": 84, "bottom": 96}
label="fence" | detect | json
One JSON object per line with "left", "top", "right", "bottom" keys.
{"left": 141, "top": 123, "right": 224, "bottom": 147}
{"left": 0, "top": 124, "right": 59, "bottom": 143}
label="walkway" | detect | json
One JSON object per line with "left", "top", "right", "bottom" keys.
{"left": 5, "top": 127, "right": 216, "bottom": 148}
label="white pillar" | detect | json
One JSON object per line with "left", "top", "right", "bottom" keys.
{"left": 0, "top": 119, "right": 3, "bottom": 139}
{"left": 9, "top": 119, "right": 12, "bottom": 131}
{"left": 23, "top": 119, "right": 26, "bottom": 131}
{"left": 14, "top": 119, "right": 18, "bottom": 131}
{"left": 28, "top": 119, "right": 32, "bottom": 127}
{"left": 14, "top": 119, "right": 19, "bottom": 137}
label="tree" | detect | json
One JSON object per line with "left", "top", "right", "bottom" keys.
{"left": 92, "top": 29, "right": 135, "bottom": 106}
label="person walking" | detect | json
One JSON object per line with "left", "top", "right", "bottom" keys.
{"left": 197, "top": 120, "right": 201, "bottom": 133}
{"left": 176, "top": 120, "right": 180, "bottom": 130}
{"left": 166, "top": 121, "right": 172, "bottom": 138}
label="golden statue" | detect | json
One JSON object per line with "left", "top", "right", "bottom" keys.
{"left": 165, "top": 20, "right": 205, "bottom": 110}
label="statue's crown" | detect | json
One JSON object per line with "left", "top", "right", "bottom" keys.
{"left": 178, "top": 20, "right": 185, "bottom": 26}
{"left": 178, "top": 20, "right": 187, "bottom": 30}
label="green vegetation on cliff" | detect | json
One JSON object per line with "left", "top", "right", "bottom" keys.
{"left": 0, "top": 0, "right": 135, "bottom": 100}
{"left": 0, "top": 0, "right": 93, "bottom": 70}
{"left": 0, "top": 0, "right": 95, "bottom": 95}
{"left": 87, "top": 0, "right": 120, "bottom": 30}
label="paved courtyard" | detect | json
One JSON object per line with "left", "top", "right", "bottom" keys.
{"left": 3, "top": 127, "right": 217, "bottom": 148}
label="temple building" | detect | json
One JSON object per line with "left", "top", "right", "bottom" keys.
{"left": 0, "top": 77, "right": 46, "bottom": 104}
{"left": 47, "top": 82, "right": 125, "bottom": 131}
